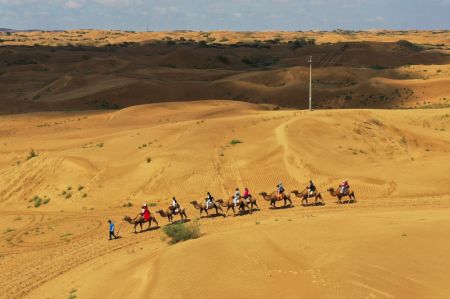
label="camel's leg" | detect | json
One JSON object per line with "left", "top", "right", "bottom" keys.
{"left": 134, "top": 223, "right": 137, "bottom": 233}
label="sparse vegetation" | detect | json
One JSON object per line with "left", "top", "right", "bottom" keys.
{"left": 123, "top": 202, "right": 133, "bottom": 207}
{"left": 4, "top": 227, "right": 15, "bottom": 234}
{"left": 162, "top": 219, "right": 201, "bottom": 244}
{"left": 26, "top": 149, "right": 38, "bottom": 160}
{"left": 230, "top": 139, "right": 243, "bottom": 145}
{"left": 146, "top": 156, "right": 152, "bottom": 163}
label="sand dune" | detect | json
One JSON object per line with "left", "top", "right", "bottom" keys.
{"left": 0, "top": 101, "right": 450, "bottom": 298}
{"left": 1, "top": 30, "right": 449, "bottom": 113}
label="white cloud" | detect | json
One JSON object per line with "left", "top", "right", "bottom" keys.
{"left": 64, "top": 0, "right": 85, "bottom": 9}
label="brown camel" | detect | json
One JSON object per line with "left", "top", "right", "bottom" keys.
{"left": 243, "top": 195, "right": 259, "bottom": 212}
{"left": 123, "top": 214, "right": 159, "bottom": 233}
{"left": 156, "top": 206, "right": 188, "bottom": 223}
{"left": 291, "top": 189, "right": 323, "bottom": 206}
{"left": 259, "top": 191, "right": 292, "bottom": 208}
{"left": 327, "top": 187, "right": 356, "bottom": 204}
{"left": 216, "top": 197, "right": 251, "bottom": 216}
{"left": 190, "top": 200, "right": 224, "bottom": 217}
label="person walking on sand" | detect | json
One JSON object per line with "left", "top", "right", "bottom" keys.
{"left": 108, "top": 219, "right": 118, "bottom": 240}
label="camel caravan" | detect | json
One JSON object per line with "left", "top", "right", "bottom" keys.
{"left": 122, "top": 180, "right": 356, "bottom": 233}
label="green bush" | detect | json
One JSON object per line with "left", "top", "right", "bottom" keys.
{"left": 162, "top": 220, "right": 201, "bottom": 244}
{"left": 34, "top": 196, "right": 42, "bottom": 207}
{"left": 230, "top": 139, "right": 243, "bottom": 145}
{"left": 123, "top": 202, "right": 133, "bottom": 207}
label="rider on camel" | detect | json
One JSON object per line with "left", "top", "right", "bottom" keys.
{"left": 172, "top": 197, "right": 179, "bottom": 212}
{"left": 141, "top": 203, "right": 151, "bottom": 221}
{"left": 308, "top": 180, "right": 316, "bottom": 195}
{"left": 233, "top": 188, "right": 240, "bottom": 207}
{"left": 277, "top": 182, "right": 285, "bottom": 200}
{"left": 339, "top": 179, "right": 350, "bottom": 195}
{"left": 205, "top": 192, "right": 214, "bottom": 209}
{"left": 243, "top": 187, "right": 250, "bottom": 199}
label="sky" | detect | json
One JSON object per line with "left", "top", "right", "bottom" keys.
{"left": 0, "top": 0, "right": 449, "bottom": 31}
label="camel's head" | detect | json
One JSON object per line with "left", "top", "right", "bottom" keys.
{"left": 156, "top": 209, "right": 163, "bottom": 213}
{"left": 216, "top": 198, "right": 223, "bottom": 203}
{"left": 123, "top": 216, "right": 131, "bottom": 221}
{"left": 327, "top": 188, "right": 334, "bottom": 192}
{"left": 291, "top": 190, "right": 298, "bottom": 194}
{"left": 259, "top": 192, "right": 267, "bottom": 196}
{"left": 189, "top": 201, "right": 197, "bottom": 204}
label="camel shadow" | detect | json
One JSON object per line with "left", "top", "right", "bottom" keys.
{"left": 200, "top": 213, "right": 225, "bottom": 219}
{"left": 335, "top": 200, "right": 357, "bottom": 205}
{"left": 302, "top": 202, "right": 325, "bottom": 207}
{"left": 269, "top": 205, "right": 294, "bottom": 210}
{"left": 133, "top": 226, "right": 160, "bottom": 234}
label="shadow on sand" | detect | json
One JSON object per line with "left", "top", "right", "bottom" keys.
{"left": 269, "top": 205, "right": 294, "bottom": 210}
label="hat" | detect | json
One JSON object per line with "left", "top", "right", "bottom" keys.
{"left": 143, "top": 203, "right": 147, "bottom": 207}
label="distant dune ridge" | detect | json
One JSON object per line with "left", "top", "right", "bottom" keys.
{"left": 0, "top": 29, "right": 449, "bottom": 113}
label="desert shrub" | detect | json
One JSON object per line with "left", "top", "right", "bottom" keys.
{"left": 216, "top": 55, "right": 230, "bottom": 64}
{"left": 26, "top": 149, "right": 38, "bottom": 160}
{"left": 230, "top": 139, "right": 243, "bottom": 145}
{"left": 241, "top": 55, "right": 279, "bottom": 67}
{"left": 123, "top": 202, "right": 133, "bottom": 207}
{"left": 370, "top": 65, "right": 387, "bottom": 70}
{"left": 162, "top": 220, "right": 201, "bottom": 244}
{"left": 148, "top": 202, "right": 157, "bottom": 207}
{"left": 291, "top": 38, "right": 307, "bottom": 49}
{"left": 4, "top": 227, "right": 15, "bottom": 234}
{"left": 78, "top": 185, "right": 84, "bottom": 191}
{"left": 33, "top": 196, "right": 42, "bottom": 207}
{"left": 43, "top": 198, "right": 50, "bottom": 205}
{"left": 146, "top": 156, "right": 152, "bottom": 163}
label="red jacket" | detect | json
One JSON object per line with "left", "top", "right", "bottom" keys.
{"left": 142, "top": 207, "right": 150, "bottom": 221}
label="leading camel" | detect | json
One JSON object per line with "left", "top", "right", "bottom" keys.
{"left": 291, "top": 189, "right": 323, "bottom": 206}
{"left": 327, "top": 187, "right": 356, "bottom": 204}
{"left": 259, "top": 191, "right": 292, "bottom": 208}
{"left": 156, "top": 206, "right": 188, "bottom": 223}
{"left": 190, "top": 200, "right": 224, "bottom": 217}
{"left": 123, "top": 214, "right": 159, "bottom": 233}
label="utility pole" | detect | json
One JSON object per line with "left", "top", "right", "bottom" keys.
{"left": 308, "top": 55, "right": 312, "bottom": 111}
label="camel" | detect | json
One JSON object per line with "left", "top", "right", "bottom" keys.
{"left": 156, "top": 206, "right": 188, "bottom": 223}
{"left": 190, "top": 200, "right": 224, "bottom": 217}
{"left": 123, "top": 214, "right": 159, "bottom": 233}
{"left": 259, "top": 191, "right": 292, "bottom": 208}
{"left": 327, "top": 187, "right": 356, "bottom": 204}
{"left": 291, "top": 189, "right": 323, "bottom": 206}
{"left": 243, "top": 195, "right": 259, "bottom": 212}
{"left": 216, "top": 197, "right": 251, "bottom": 216}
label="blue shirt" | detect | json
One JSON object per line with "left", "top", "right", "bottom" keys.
{"left": 109, "top": 222, "right": 115, "bottom": 232}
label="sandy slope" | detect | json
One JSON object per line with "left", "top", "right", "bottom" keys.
{"left": 0, "top": 101, "right": 450, "bottom": 298}
{"left": 1, "top": 31, "right": 449, "bottom": 112}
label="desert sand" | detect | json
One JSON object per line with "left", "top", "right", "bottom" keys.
{"left": 1, "top": 30, "right": 450, "bottom": 113}
{"left": 0, "top": 100, "right": 450, "bottom": 298}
